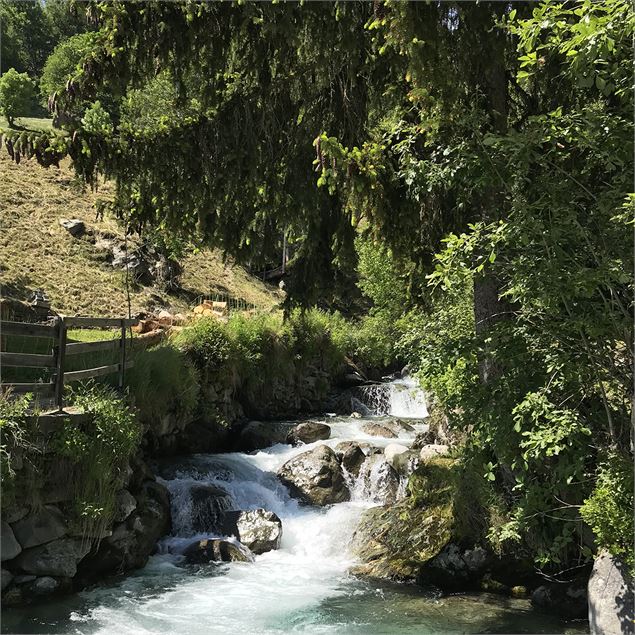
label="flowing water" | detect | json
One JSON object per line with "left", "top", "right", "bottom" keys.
{"left": 2, "top": 380, "right": 588, "bottom": 635}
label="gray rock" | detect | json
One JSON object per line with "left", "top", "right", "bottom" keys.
{"left": 11, "top": 506, "right": 67, "bottom": 549}
{"left": 278, "top": 445, "right": 350, "bottom": 506}
{"left": 13, "top": 575, "right": 36, "bottom": 584}
{"left": 14, "top": 538, "right": 90, "bottom": 578}
{"left": 219, "top": 509, "right": 282, "bottom": 555}
{"left": 385, "top": 418, "right": 415, "bottom": 432}
{"left": 1, "top": 521, "right": 22, "bottom": 561}
{"left": 340, "top": 443, "right": 366, "bottom": 477}
{"left": 59, "top": 218, "right": 85, "bottom": 237}
{"left": 189, "top": 484, "right": 232, "bottom": 534}
{"left": 419, "top": 444, "right": 449, "bottom": 462}
{"left": 4, "top": 507, "right": 28, "bottom": 524}
{"left": 361, "top": 423, "right": 397, "bottom": 438}
{"left": 24, "top": 576, "right": 60, "bottom": 597}
{"left": 238, "top": 421, "right": 292, "bottom": 451}
{"left": 588, "top": 550, "right": 634, "bottom": 635}
{"left": 113, "top": 489, "right": 137, "bottom": 523}
{"left": 286, "top": 421, "right": 331, "bottom": 446}
{"left": 183, "top": 538, "right": 254, "bottom": 564}
{"left": 383, "top": 443, "right": 410, "bottom": 467}
{"left": 1, "top": 569, "right": 13, "bottom": 591}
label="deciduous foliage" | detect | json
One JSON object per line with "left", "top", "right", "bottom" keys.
{"left": 0, "top": 68, "right": 35, "bottom": 126}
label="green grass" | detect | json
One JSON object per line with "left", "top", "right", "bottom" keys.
{"left": 0, "top": 117, "right": 54, "bottom": 132}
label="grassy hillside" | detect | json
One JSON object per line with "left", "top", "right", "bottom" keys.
{"left": 0, "top": 153, "right": 282, "bottom": 317}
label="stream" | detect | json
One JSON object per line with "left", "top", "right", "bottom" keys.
{"left": 2, "top": 379, "right": 588, "bottom": 634}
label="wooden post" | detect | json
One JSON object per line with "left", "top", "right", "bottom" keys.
{"left": 119, "top": 319, "right": 126, "bottom": 390}
{"left": 54, "top": 316, "right": 67, "bottom": 411}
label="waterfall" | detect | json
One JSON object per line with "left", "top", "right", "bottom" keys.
{"left": 355, "top": 375, "right": 428, "bottom": 418}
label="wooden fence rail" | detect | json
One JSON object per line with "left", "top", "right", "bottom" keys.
{"left": 0, "top": 315, "right": 138, "bottom": 410}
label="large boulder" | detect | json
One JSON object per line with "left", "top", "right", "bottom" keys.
{"left": 361, "top": 423, "right": 397, "bottom": 439}
{"left": 238, "top": 421, "right": 292, "bottom": 451}
{"left": 278, "top": 445, "right": 350, "bottom": 506}
{"left": 183, "top": 538, "right": 254, "bottom": 564}
{"left": 219, "top": 509, "right": 282, "bottom": 555}
{"left": 350, "top": 457, "right": 456, "bottom": 582}
{"left": 11, "top": 506, "right": 66, "bottom": 549}
{"left": 588, "top": 550, "right": 634, "bottom": 635}
{"left": 1, "top": 522, "right": 22, "bottom": 561}
{"left": 189, "top": 484, "right": 233, "bottom": 534}
{"left": 286, "top": 422, "right": 331, "bottom": 446}
{"left": 59, "top": 218, "right": 85, "bottom": 237}
{"left": 13, "top": 538, "right": 90, "bottom": 578}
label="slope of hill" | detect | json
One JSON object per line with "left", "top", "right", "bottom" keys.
{"left": 0, "top": 153, "right": 282, "bottom": 317}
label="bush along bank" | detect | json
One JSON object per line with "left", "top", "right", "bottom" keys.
{"left": 0, "top": 387, "right": 171, "bottom": 606}
{"left": 0, "top": 309, "right": 362, "bottom": 604}
{"left": 131, "top": 310, "right": 365, "bottom": 455}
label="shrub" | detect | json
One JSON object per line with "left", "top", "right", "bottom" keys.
{"left": 126, "top": 345, "right": 199, "bottom": 425}
{"left": 54, "top": 384, "right": 141, "bottom": 541}
{"left": 580, "top": 454, "right": 634, "bottom": 565}
{"left": 0, "top": 68, "right": 35, "bottom": 126}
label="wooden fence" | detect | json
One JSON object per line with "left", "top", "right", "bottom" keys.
{"left": 0, "top": 316, "right": 138, "bottom": 411}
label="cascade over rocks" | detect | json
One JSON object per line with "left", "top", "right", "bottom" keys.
{"left": 286, "top": 421, "right": 331, "bottom": 445}
{"left": 219, "top": 509, "right": 282, "bottom": 555}
{"left": 350, "top": 457, "right": 456, "bottom": 581}
{"left": 183, "top": 538, "right": 254, "bottom": 564}
{"left": 278, "top": 445, "right": 350, "bottom": 506}
{"left": 355, "top": 454, "right": 400, "bottom": 505}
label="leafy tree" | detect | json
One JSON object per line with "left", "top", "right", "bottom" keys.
{"left": 0, "top": 68, "right": 35, "bottom": 126}
{"left": 39, "top": 31, "right": 95, "bottom": 107}
{"left": 0, "top": 0, "right": 52, "bottom": 76}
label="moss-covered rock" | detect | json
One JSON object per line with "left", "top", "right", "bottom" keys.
{"left": 350, "top": 457, "right": 456, "bottom": 581}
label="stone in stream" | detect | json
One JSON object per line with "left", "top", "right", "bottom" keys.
{"left": 286, "top": 421, "right": 331, "bottom": 446}
{"left": 11, "top": 506, "right": 67, "bottom": 550}
{"left": 189, "top": 483, "right": 233, "bottom": 533}
{"left": 183, "top": 538, "right": 254, "bottom": 564}
{"left": 385, "top": 419, "right": 415, "bottom": 433}
{"left": 1, "top": 521, "right": 22, "bottom": 561}
{"left": 238, "top": 421, "right": 293, "bottom": 451}
{"left": 361, "top": 422, "right": 397, "bottom": 438}
{"left": 339, "top": 443, "right": 367, "bottom": 477}
{"left": 219, "top": 509, "right": 282, "bottom": 555}
{"left": 278, "top": 445, "right": 350, "bottom": 506}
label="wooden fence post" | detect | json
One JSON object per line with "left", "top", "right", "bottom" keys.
{"left": 118, "top": 319, "right": 126, "bottom": 389}
{"left": 54, "top": 316, "right": 67, "bottom": 411}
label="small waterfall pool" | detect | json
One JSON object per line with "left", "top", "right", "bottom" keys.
{"left": 2, "top": 381, "right": 588, "bottom": 634}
